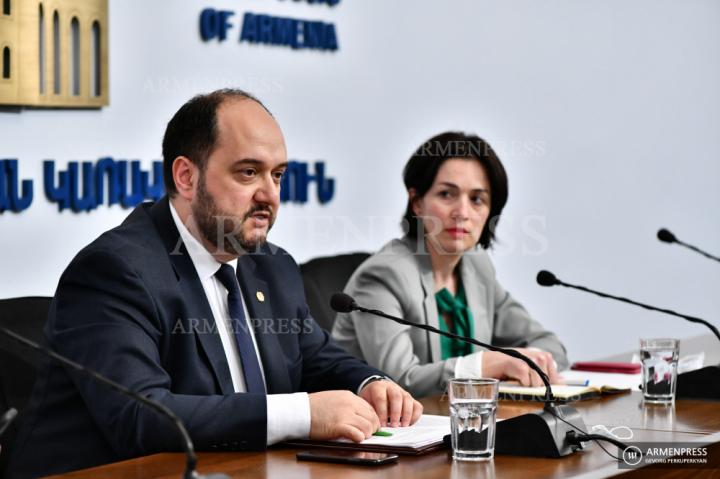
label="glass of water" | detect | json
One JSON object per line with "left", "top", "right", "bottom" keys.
{"left": 448, "top": 378, "right": 499, "bottom": 461}
{"left": 640, "top": 338, "right": 679, "bottom": 404}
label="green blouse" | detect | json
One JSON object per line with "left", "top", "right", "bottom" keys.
{"left": 435, "top": 283, "right": 474, "bottom": 360}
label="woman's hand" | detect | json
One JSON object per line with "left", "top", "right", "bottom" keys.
{"left": 481, "top": 348, "right": 562, "bottom": 386}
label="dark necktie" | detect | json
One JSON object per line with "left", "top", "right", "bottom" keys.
{"left": 215, "top": 264, "right": 266, "bottom": 394}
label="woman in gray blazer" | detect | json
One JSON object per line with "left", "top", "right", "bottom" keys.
{"left": 332, "top": 132, "right": 568, "bottom": 398}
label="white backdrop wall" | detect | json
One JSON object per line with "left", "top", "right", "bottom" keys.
{"left": 1, "top": 0, "right": 719, "bottom": 362}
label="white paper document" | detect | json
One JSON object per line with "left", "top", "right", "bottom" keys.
{"left": 336, "top": 414, "right": 450, "bottom": 448}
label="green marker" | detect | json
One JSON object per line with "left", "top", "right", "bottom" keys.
{"left": 373, "top": 430, "right": 393, "bottom": 437}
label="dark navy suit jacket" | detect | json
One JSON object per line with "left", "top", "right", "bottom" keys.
{"left": 9, "top": 197, "right": 382, "bottom": 478}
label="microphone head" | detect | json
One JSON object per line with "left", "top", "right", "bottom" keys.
{"left": 330, "top": 293, "right": 357, "bottom": 313}
{"left": 657, "top": 228, "right": 677, "bottom": 243}
{"left": 536, "top": 270, "right": 560, "bottom": 287}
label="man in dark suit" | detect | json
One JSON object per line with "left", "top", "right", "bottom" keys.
{"left": 8, "top": 89, "right": 422, "bottom": 477}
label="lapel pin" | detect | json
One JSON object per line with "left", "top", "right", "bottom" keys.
{"left": 256, "top": 291, "right": 265, "bottom": 302}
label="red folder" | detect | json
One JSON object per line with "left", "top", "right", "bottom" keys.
{"left": 571, "top": 361, "right": 641, "bottom": 374}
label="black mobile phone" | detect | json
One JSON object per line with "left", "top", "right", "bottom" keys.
{"left": 296, "top": 450, "right": 399, "bottom": 466}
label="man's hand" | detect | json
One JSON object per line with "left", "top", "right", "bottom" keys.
{"left": 308, "top": 391, "right": 381, "bottom": 443}
{"left": 481, "top": 349, "right": 562, "bottom": 387}
{"left": 359, "top": 380, "right": 423, "bottom": 428}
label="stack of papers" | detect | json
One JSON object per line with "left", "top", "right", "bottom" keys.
{"left": 353, "top": 414, "right": 450, "bottom": 449}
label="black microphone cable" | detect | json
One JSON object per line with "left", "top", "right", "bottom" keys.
{"left": 536, "top": 270, "right": 720, "bottom": 342}
{"left": 657, "top": 228, "right": 720, "bottom": 263}
{"left": 546, "top": 408, "right": 629, "bottom": 461}
{"left": 332, "top": 292, "right": 632, "bottom": 460}
{"left": 331, "top": 293, "right": 554, "bottom": 402}
{"left": 0, "top": 327, "right": 229, "bottom": 479}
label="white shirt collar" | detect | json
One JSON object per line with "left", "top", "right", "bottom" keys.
{"left": 169, "top": 201, "right": 238, "bottom": 278}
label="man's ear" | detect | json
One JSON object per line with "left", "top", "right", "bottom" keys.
{"left": 172, "top": 156, "right": 198, "bottom": 200}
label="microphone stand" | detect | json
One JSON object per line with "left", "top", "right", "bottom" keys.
{"left": 538, "top": 271, "right": 720, "bottom": 401}
{"left": 0, "top": 327, "right": 229, "bottom": 479}
{"left": 345, "top": 300, "right": 588, "bottom": 458}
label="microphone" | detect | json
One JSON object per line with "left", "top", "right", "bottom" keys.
{"left": 657, "top": 228, "right": 677, "bottom": 244}
{"left": 536, "top": 271, "right": 720, "bottom": 342}
{"left": 332, "top": 294, "right": 555, "bottom": 397}
{"left": 330, "top": 293, "right": 589, "bottom": 458}
{"left": 0, "top": 327, "right": 229, "bottom": 479}
{"left": 536, "top": 270, "right": 720, "bottom": 400}
{"left": 657, "top": 228, "right": 720, "bottom": 263}
{"left": 536, "top": 270, "right": 559, "bottom": 287}
{"left": 330, "top": 293, "right": 356, "bottom": 313}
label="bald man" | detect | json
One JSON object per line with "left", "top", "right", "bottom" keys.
{"left": 9, "top": 90, "right": 422, "bottom": 478}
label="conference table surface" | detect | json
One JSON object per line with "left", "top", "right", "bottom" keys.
{"left": 47, "top": 390, "right": 720, "bottom": 479}
{"left": 46, "top": 334, "right": 720, "bottom": 478}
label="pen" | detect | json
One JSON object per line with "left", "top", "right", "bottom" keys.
{"left": 373, "top": 430, "right": 393, "bottom": 437}
{"left": 564, "top": 379, "right": 590, "bottom": 387}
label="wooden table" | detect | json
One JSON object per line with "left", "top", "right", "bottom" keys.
{"left": 49, "top": 392, "right": 720, "bottom": 479}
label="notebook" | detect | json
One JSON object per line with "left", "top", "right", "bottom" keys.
{"left": 283, "top": 414, "right": 450, "bottom": 455}
{"left": 499, "top": 370, "right": 640, "bottom": 402}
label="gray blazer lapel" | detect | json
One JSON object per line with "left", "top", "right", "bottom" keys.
{"left": 460, "top": 250, "right": 491, "bottom": 347}
{"left": 417, "top": 252, "right": 442, "bottom": 363}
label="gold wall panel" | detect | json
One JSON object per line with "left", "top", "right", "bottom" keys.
{"left": 0, "top": 0, "right": 108, "bottom": 108}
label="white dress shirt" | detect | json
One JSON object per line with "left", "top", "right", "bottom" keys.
{"left": 455, "top": 351, "right": 484, "bottom": 379}
{"left": 454, "top": 349, "right": 556, "bottom": 379}
{"left": 169, "top": 203, "right": 310, "bottom": 445}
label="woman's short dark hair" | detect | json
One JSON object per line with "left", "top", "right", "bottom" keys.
{"left": 402, "top": 131, "right": 508, "bottom": 249}
{"left": 161, "top": 88, "right": 270, "bottom": 197}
